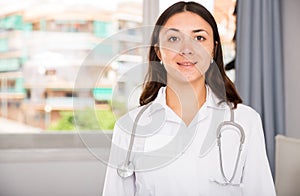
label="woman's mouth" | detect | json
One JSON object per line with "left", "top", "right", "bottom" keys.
{"left": 177, "top": 61, "right": 197, "bottom": 66}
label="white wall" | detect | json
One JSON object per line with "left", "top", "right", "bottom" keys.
{"left": 281, "top": 0, "right": 300, "bottom": 138}
{"left": 0, "top": 133, "right": 111, "bottom": 196}
{"left": 0, "top": 159, "right": 106, "bottom": 196}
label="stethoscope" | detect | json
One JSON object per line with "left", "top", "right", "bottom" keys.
{"left": 117, "top": 103, "right": 245, "bottom": 185}
{"left": 216, "top": 105, "right": 245, "bottom": 185}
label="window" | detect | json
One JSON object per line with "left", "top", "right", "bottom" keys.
{"left": 0, "top": 0, "right": 143, "bottom": 132}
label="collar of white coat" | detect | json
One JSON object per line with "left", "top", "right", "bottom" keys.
{"left": 147, "top": 85, "right": 227, "bottom": 123}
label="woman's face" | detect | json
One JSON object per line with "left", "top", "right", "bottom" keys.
{"left": 157, "top": 11, "right": 214, "bottom": 84}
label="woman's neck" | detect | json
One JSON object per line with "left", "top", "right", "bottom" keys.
{"left": 166, "top": 80, "right": 206, "bottom": 126}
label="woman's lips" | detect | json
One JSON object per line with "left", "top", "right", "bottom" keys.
{"left": 177, "top": 61, "right": 197, "bottom": 66}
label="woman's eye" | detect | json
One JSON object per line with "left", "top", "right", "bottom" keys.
{"left": 195, "top": 36, "right": 205, "bottom": 41}
{"left": 168, "top": 36, "right": 179, "bottom": 42}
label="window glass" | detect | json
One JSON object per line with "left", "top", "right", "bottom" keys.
{"left": 0, "top": 0, "right": 143, "bottom": 132}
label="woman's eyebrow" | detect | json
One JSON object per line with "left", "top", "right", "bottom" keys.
{"left": 162, "top": 28, "right": 208, "bottom": 35}
{"left": 192, "top": 29, "right": 208, "bottom": 34}
{"left": 164, "top": 28, "right": 180, "bottom": 33}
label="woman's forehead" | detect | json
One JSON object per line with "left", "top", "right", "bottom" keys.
{"left": 162, "top": 11, "right": 212, "bottom": 34}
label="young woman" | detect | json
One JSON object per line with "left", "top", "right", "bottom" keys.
{"left": 103, "top": 1, "right": 276, "bottom": 195}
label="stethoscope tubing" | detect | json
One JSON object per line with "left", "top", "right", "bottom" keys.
{"left": 216, "top": 106, "right": 245, "bottom": 184}
{"left": 117, "top": 103, "right": 151, "bottom": 178}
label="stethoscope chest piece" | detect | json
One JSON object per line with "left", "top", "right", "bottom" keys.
{"left": 117, "top": 162, "right": 135, "bottom": 178}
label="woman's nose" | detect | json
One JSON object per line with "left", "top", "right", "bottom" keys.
{"left": 179, "top": 38, "right": 194, "bottom": 55}
{"left": 180, "top": 47, "right": 193, "bottom": 55}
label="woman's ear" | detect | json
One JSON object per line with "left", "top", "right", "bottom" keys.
{"left": 154, "top": 44, "right": 162, "bottom": 60}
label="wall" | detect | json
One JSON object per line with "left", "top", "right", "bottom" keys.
{"left": 0, "top": 158, "right": 106, "bottom": 196}
{"left": 0, "top": 133, "right": 112, "bottom": 196}
{"left": 281, "top": 0, "right": 300, "bottom": 138}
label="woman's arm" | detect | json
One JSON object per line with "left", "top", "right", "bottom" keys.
{"left": 242, "top": 112, "right": 276, "bottom": 195}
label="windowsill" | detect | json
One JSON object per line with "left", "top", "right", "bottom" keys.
{"left": 0, "top": 132, "right": 112, "bottom": 163}
{"left": 0, "top": 148, "right": 110, "bottom": 163}
{"left": 0, "top": 131, "right": 112, "bottom": 149}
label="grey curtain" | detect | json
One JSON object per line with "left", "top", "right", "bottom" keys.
{"left": 235, "top": 0, "right": 285, "bottom": 176}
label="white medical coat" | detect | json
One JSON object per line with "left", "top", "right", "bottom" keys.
{"left": 102, "top": 86, "right": 276, "bottom": 196}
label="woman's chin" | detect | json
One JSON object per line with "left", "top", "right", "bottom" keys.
{"left": 168, "top": 74, "right": 204, "bottom": 85}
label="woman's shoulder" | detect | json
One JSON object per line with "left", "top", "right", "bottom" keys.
{"left": 235, "top": 103, "right": 257, "bottom": 113}
{"left": 235, "top": 103, "right": 261, "bottom": 122}
{"left": 114, "top": 104, "right": 151, "bottom": 130}
{"left": 111, "top": 104, "right": 155, "bottom": 150}
{"left": 117, "top": 104, "right": 149, "bottom": 120}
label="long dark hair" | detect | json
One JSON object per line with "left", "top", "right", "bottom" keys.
{"left": 139, "top": 1, "right": 242, "bottom": 108}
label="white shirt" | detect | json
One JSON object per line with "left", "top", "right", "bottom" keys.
{"left": 102, "top": 86, "right": 276, "bottom": 196}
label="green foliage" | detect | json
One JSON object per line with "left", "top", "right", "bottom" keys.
{"left": 49, "top": 109, "right": 116, "bottom": 131}
{"left": 96, "top": 110, "right": 116, "bottom": 130}
{"left": 48, "top": 111, "right": 75, "bottom": 131}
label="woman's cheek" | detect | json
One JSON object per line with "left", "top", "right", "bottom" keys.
{"left": 160, "top": 50, "right": 178, "bottom": 64}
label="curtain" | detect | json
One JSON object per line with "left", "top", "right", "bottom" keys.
{"left": 235, "top": 0, "right": 285, "bottom": 176}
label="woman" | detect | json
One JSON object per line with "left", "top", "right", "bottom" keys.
{"left": 103, "top": 1, "right": 276, "bottom": 195}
